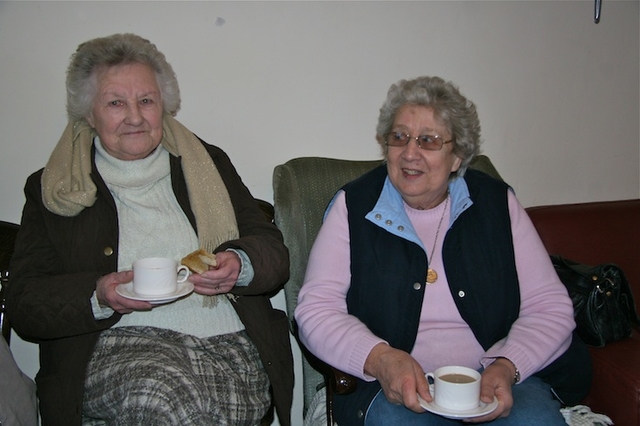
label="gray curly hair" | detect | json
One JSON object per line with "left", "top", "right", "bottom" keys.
{"left": 376, "top": 76, "right": 481, "bottom": 176}
{"left": 65, "top": 33, "right": 180, "bottom": 121}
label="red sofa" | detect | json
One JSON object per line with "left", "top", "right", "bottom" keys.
{"left": 526, "top": 199, "right": 640, "bottom": 426}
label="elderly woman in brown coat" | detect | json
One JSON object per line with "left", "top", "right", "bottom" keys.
{"left": 7, "top": 33, "right": 293, "bottom": 426}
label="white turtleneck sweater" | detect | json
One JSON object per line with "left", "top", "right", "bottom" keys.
{"left": 91, "top": 138, "right": 244, "bottom": 337}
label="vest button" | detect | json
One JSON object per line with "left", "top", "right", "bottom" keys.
{"left": 357, "top": 410, "right": 364, "bottom": 419}
{"left": 413, "top": 282, "right": 422, "bottom": 291}
{"left": 103, "top": 247, "right": 114, "bottom": 256}
{"left": 458, "top": 290, "right": 466, "bottom": 297}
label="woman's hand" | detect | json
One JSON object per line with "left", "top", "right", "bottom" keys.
{"left": 364, "top": 343, "right": 430, "bottom": 413}
{"left": 96, "top": 270, "right": 153, "bottom": 313}
{"left": 465, "top": 358, "right": 515, "bottom": 423}
{"left": 189, "top": 251, "right": 241, "bottom": 295}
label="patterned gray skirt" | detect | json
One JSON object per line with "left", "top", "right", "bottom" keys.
{"left": 82, "top": 326, "right": 270, "bottom": 426}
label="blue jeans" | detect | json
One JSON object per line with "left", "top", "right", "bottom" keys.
{"left": 365, "top": 375, "right": 566, "bottom": 426}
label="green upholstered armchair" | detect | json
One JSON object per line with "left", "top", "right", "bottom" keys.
{"left": 272, "top": 155, "right": 502, "bottom": 425}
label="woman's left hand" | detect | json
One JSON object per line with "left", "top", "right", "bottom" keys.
{"left": 464, "top": 358, "right": 515, "bottom": 423}
{"left": 188, "top": 251, "right": 241, "bottom": 295}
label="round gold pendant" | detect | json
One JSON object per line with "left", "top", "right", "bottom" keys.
{"left": 426, "top": 268, "right": 438, "bottom": 284}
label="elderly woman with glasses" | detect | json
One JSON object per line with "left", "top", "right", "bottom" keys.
{"left": 7, "top": 33, "right": 293, "bottom": 426}
{"left": 295, "top": 76, "right": 591, "bottom": 426}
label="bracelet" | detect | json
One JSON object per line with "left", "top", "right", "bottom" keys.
{"left": 514, "top": 367, "right": 521, "bottom": 384}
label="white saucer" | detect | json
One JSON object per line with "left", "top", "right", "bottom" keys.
{"left": 418, "top": 395, "right": 498, "bottom": 420}
{"left": 116, "top": 281, "right": 194, "bottom": 305}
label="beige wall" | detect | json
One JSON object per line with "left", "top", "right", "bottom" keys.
{"left": 1, "top": 1, "right": 638, "bottom": 425}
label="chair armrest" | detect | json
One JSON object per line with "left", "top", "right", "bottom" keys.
{"left": 0, "top": 221, "right": 19, "bottom": 345}
{"left": 329, "top": 366, "right": 357, "bottom": 395}
{"left": 324, "top": 366, "right": 357, "bottom": 426}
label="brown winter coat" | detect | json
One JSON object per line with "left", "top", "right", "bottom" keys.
{"left": 7, "top": 140, "right": 293, "bottom": 426}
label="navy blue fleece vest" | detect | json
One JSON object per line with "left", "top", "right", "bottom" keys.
{"left": 333, "top": 166, "right": 519, "bottom": 426}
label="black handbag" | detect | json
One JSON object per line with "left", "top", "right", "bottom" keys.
{"left": 551, "top": 255, "right": 640, "bottom": 347}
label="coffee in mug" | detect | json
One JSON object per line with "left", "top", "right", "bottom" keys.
{"left": 426, "top": 366, "right": 481, "bottom": 411}
{"left": 439, "top": 373, "right": 476, "bottom": 384}
{"left": 132, "top": 257, "right": 190, "bottom": 296}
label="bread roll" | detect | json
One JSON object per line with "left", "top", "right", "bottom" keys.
{"left": 181, "top": 248, "right": 217, "bottom": 274}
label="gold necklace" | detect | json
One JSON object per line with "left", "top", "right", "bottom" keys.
{"left": 426, "top": 194, "right": 449, "bottom": 284}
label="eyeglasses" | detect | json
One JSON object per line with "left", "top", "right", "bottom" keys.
{"left": 384, "top": 131, "right": 453, "bottom": 151}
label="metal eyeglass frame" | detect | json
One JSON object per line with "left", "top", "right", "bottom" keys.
{"left": 384, "top": 131, "right": 453, "bottom": 151}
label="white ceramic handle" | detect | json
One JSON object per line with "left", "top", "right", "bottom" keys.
{"left": 177, "top": 265, "right": 190, "bottom": 283}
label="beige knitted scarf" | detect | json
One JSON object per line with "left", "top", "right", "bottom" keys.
{"left": 41, "top": 113, "right": 239, "bottom": 254}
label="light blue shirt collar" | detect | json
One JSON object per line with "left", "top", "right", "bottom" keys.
{"left": 362, "top": 175, "right": 474, "bottom": 251}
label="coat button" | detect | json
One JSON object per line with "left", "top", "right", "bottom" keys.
{"left": 357, "top": 410, "right": 364, "bottom": 419}
{"left": 458, "top": 290, "right": 465, "bottom": 297}
{"left": 375, "top": 214, "right": 382, "bottom": 220}
{"left": 413, "top": 282, "right": 422, "bottom": 291}
{"left": 103, "top": 247, "right": 114, "bottom": 256}
{"left": 397, "top": 225, "right": 404, "bottom": 232}
{"left": 385, "top": 220, "right": 392, "bottom": 226}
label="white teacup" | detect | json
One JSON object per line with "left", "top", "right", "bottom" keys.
{"left": 426, "top": 366, "right": 481, "bottom": 411}
{"left": 132, "top": 257, "right": 190, "bottom": 296}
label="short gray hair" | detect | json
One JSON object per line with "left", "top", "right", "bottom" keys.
{"left": 376, "top": 76, "right": 481, "bottom": 176}
{"left": 65, "top": 33, "right": 180, "bottom": 121}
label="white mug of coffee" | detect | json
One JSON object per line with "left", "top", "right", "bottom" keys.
{"left": 426, "top": 366, "right": 481, "bottom": 411}
{"left": 132, "top": 257, "right": 190, "bottom": 296}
